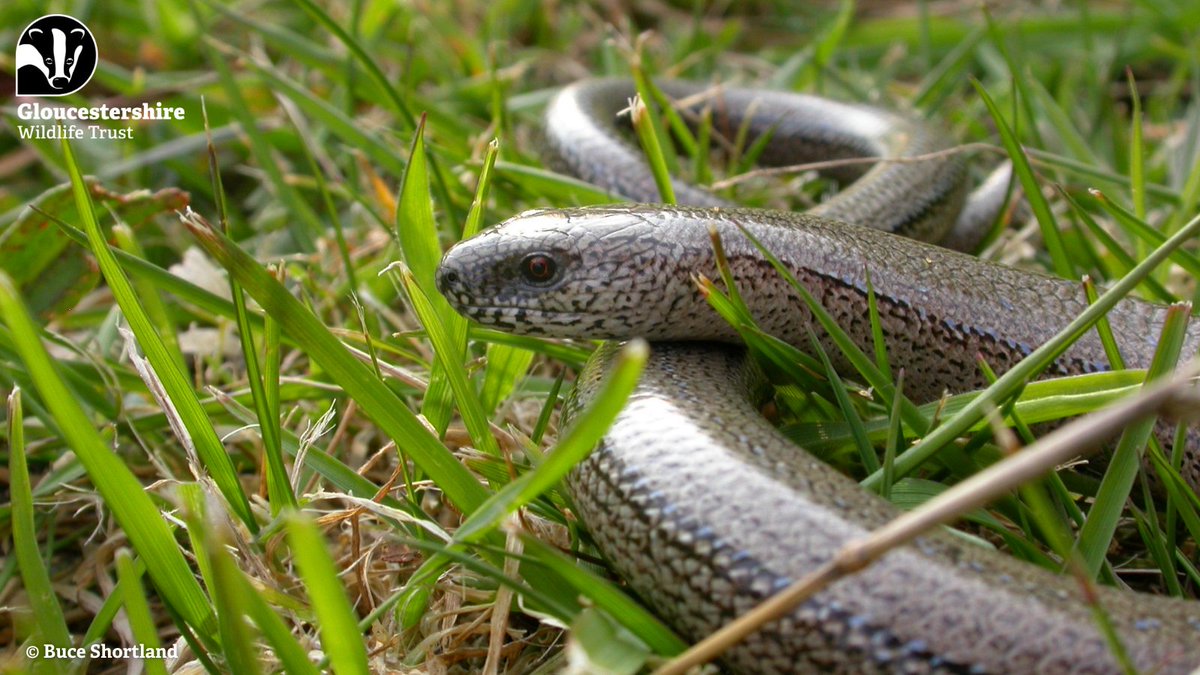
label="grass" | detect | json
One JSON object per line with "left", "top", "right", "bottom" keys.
{"left": 2, "top": 1, "right": 1200, "bottom": 673}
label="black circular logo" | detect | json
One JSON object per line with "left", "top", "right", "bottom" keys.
{"left": 16, "top": 14, "right": 98, "bottom": 96}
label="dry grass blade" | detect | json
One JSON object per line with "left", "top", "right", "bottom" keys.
{"left": 654, "top": 360, "right": 1200, "bottom": 675}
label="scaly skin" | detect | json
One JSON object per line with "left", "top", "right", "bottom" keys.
{"left": 543, "top": 78, "right": 972, "bottom": 244}
{"left": 436, "top": 79, "right": 1200, "bottom": 673}
{"left": 564, "top": 342, "right": 1200, "bottom": 674}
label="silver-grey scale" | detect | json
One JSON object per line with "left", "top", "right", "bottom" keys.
{"left": 436, "top": 79, "right": 1200, "bottom": 673}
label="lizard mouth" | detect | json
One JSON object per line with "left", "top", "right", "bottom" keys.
{"left": 452, "top": 302, "right": 587, "bottom": 334}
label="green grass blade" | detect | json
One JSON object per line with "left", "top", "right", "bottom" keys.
{"left": 192, "top": 29, "right": 324, "bottom": 250}
{"left": 374, "top": 339, "right": 648, "bottom": 657}
{"left": 787, "top": 370, "right": 1146, "bottom": 451}
{"left": 1165, "top": 118, "right": 1200, "bottom": 236}
{"left": 239, "top": 570, "right": 321, "bottom": 675}
{"left": 1090, "top": 189, "right": 1200, "bottom": 279}
{"left": 287, "top": 0, "right": 414, "bottom": 127}
{"left": 357, "top": 527, "right": 578, "bottom": 630}
{"left": 913, "top": 25, "right": 985, "bottom": 109}
{"left": 981, "top": 10, "right": 1044, "bottom": 149}
{"left": 176, "top": 484, "right": 219, "bottom": 612}
{"left": 493, "top": 161, "right": 619, "bottom": 204}
{"left": 693, "top": 106, "right": 715, "bottom": 187}
{"left": 1073, "top": 303, "right": 1190, "bottom": 578}
{"left": 179, "top": 212, "right": 491, "bottom": 514}
{"left": 696, "top": 270, "right": 825, "bottom": 389}
{"left": 286, "top": 515, "right": 371, "bottom": 675}
{"left": 972, "top": 79, "right": 1072, "bottom": 279}
{"left": 880, "top": 369, "right": 906, "bottom": 500}
{"left": 1026, "top": 148, "right": 1179, "bottom": 204}
{"left": 531, "top": 370, "right": 567, "bottom": 447}
{"left": 216, "top": 204, "right": 292, "bottom": 509}
{"left": 703, "top": 225, "right": 821, "bottom": 384}
{"left": 864, "top": 271, "right": 893, "bottom": 379}
{"left": 644, "top": 76, "right": 698, "bottom": 160}
{"left": 60, "top": 138, "right": 256, "bottom": 529}
{"left": 702, "top": 226, "right": 827, "bottom": 385}
{"left": 464, "top": 139, "right": 500, "bottom": 240}
{"left": 208, "top": 556, "right": 266, "bottom": 675}
{"left": 115, "top": 551, "right": 171, "bottom": 675}
{"left": 284, "top": 0, "right": 461, "bottom": 217}
{"left": 795, "top": 0, "right": 854, "bottom": 90}
{"left": 569, "top": 608, "right": 652, "bottom": 675}
{"left": 975, "top": 359, "right": 1080, "bottom": 555}
{"left": 201, "top": 102, "right": 296, "bottom": 515}
{"left": 263, "top": 267, "right": 287, "bottom": 505}
{"left": 452, "top": 340, "right": 647, "bottom": 544}
{"left": 0, "top": 271, "right": 216, "bottom": 634}
{"left": 468, "top": 327, "right": 593, "bottom": 367}
{"left": 863, "top": 209, "right": 1200, "bottom": 490}
{"left": 520, "top": 535, "right": 687, "bottom": 655}
{"left": 400, "top": 267, "right": 499, "bottom": 455}
{"left": 368, "top": 340, "right": 641, "bottom": 628}
{"left": 80, "top": 561, "right": 148, "bottom": 667}
{"left": 465, "top": 141, "right": 536, "bottom": 416}
{"left": 1152, "top": 447, "right": 1200, "bottom": 553}
{"left": 112, "top": 224, "right": 187, "bottom": 373}
{"left": 44, "top": 212, "right": 260, "bottom": 331}
{"left": 1083, "top": 277, "right": 1126, "bottom": 370}
{"left": 807, "top": 331, "right": 878, "bottom": 474}
{"left": 630, "top": 96, "right": 677, "bottom": 204}
{"left": 1126, "top": 69, "right": 1147, "bottom": 225}
{"left": 181, "top": 483, "right": 315, "bottom": 674}
{"left": 198, "top": 1, "right": 338, "bottom": 67}
{"left": 632, "top": 63, "right": 684, "bottom": 176}
{"left": 482, "top": 342, "right": 536, "bottom": 417}
{"left": 1058, "top": 188, "right": 1173, "bottom": 303}
{"left": 735, "top": 224, "right": 930, "bottom": 436}
{"left": 1024, "top": 70, "right": 1103, "bottom": 168}
{"left": 396, "top": 114, "right": 457, "bottom": 434}
{"left": 1133, "top": 484, "right": 1181, "bottom": 596}
{"left": 223, "top": 42, "right": 407, "bottom": 176}
{"left": 8, "top": 388, "right": 72, "bottom": 651}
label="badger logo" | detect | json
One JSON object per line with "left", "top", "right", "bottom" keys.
{"left": 16, "top": 14, "right": 98, "bottom": 96}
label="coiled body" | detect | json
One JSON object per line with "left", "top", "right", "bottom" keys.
{"left": 565, "top": 343, "right": 1200, "bottom": 673}
{"left": 544, "top": 78, "right": 1000, "bottom": 250}
{"left": 436, "top": 79, "right": 1200, "bottom": 672}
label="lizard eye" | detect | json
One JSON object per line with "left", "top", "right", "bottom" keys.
{"left": 520, "top": 253, "right": 558, "bottom": 284}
